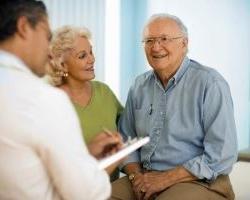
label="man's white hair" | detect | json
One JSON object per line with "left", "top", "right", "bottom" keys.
{"left": 143, "top": 13, "right": 188, "bottom": 38}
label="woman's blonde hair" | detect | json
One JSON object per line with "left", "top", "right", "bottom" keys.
{"left": 46, "top": 25, "right": 92, "bottom": 86}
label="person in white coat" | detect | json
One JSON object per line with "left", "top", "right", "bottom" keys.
{"left": 0, "top": 1, "right": 122, "bottom": 199}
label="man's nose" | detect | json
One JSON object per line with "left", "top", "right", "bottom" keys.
{"left": 152, "top": 39, "right": 162, "bottom": 51}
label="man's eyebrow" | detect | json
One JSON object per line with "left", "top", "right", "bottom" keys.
{"left": 146, "top": 34, "right": 171, "bottom": 38}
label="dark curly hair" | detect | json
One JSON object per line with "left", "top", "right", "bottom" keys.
{"left": 0, "top": 0, "right": 47, "bottom": 41}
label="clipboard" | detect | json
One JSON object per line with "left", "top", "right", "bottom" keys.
{"left": 98, "top": 136, "right": 150, "bottom": 169}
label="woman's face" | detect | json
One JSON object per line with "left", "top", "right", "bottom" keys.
{"left": 64, "top": 36, "right": 95, "bottom": 82}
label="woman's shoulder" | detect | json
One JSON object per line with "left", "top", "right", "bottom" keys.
{"left": 91, "top": 81, "right": 123, "bottom": 109}
{"left": 92, "top": 80, "right": 112, "bottom": 92}
{"left": 91, "top": 81, "right": 110, "bottom": 90}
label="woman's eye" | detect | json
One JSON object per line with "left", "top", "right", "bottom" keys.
{"left": 79, "top": 54, "right": 86, "bottom": 59}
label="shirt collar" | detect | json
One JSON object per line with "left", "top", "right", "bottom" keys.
{"left": 172, "top": 56, "right": 190, "bottom": 84}
{"left": 0, "top": 50, "right": 33, "bottom": 75}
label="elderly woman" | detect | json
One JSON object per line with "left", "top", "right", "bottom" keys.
{"left": 46, "top": 26, "right": 123, "bottom": 181}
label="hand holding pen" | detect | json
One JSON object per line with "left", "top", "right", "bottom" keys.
{"left": 87, "top": 128, "right": 123, "bottom": 159}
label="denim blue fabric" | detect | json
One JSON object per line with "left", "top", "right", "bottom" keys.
{"left": 119, "top": 56, "right": 238, "bottom": 181}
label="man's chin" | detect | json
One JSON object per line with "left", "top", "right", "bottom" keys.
{"left": 152, "top": 64, "right": 168, "bottom": 71}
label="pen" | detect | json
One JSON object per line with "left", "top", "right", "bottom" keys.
{"left": 149, "top": 104, "right": 153, "bottom": 115}
{"left": 102, "top": 127, "right": 113, "bottom": 136}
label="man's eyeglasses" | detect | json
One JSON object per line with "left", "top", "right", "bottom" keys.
{"left": 142, "top": 36, "right": 183, "bottom": 48}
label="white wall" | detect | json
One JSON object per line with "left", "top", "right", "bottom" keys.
{"left": 104, "top": 0, "right": 120, "bottom": 98}
{"left": 147, "top": 0, "right": 250, "bottom": 149}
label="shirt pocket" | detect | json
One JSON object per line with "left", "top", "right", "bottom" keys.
{"left": 134, "top": 108, "right": 150, "bottom": 137}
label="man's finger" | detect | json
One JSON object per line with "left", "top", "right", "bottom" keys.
{"left": 144, "top": 189, "right": 153, "bottom": 200}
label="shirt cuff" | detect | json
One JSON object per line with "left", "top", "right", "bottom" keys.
{"left": 182, "top": 155, "right": 218, "bottom": 181}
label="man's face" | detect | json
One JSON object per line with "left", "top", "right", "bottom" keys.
{"left": 143, "top": 19, "right": 188, "bottom": 73}
{"left": 27, "top": 17, "right": 52, "bottom": 77}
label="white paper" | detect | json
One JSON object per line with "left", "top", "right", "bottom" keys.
{"left": 98, "top": 137, "right": 150, "bottom": 169}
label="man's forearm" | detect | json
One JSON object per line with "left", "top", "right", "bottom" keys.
{"left": 163, "top": 166, "right": 198, "bottom": 186}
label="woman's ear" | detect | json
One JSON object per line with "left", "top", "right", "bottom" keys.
{"left": 61, "top": 61, "right": 68, "bottom": 74}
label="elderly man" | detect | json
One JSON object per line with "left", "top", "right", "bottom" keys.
{"left": 111, "top": 14, "right": 237, "bottom": 200}
{"left": 0, "top": 0, "right": 122, "bottom": 199}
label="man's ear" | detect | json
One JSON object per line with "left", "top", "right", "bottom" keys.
{"left": 16, "top": 16, "right": 32, "bottom": 40}
{"left": 182, "top": 37, "right": 188, "bottom": 48}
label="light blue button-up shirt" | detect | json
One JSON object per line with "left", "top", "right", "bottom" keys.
{"left": 119, "top": 56, "right": 238, "bottom": 181}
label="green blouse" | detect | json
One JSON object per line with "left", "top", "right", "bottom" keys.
{"left": 73, "top": 81, "right": 123, "bottom": 144}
